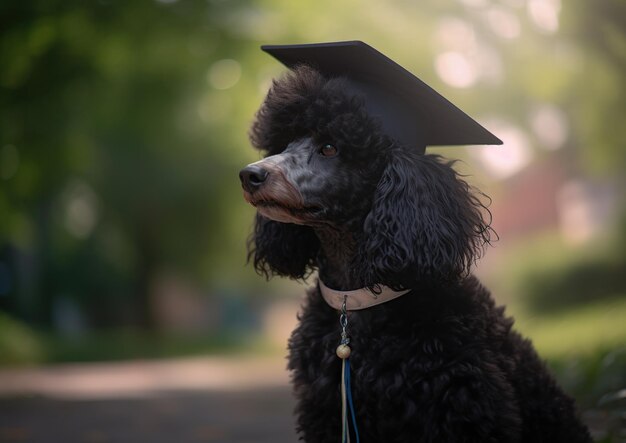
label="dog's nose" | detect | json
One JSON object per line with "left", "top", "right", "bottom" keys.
{"left": 239, "top": 164, "right": 269, "bottom": 193}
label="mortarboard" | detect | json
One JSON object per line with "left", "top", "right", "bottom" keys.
{"left": 261, "top": 40, "right": 502, "bottom": 152}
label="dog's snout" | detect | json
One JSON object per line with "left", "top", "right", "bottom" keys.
{"left": 239, "top": 164, "right": 269, "bottom": 192}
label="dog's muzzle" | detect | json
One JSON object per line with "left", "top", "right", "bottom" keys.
{"left": 238, "top": 158, "right": 310, "bottom": 225}
{"left": 239, "top": 156, "right": 303, "bottom": 207}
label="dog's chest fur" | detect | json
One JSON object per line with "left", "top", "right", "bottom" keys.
{"left": 287, "top": 276, "right": 588, "bottom": 443}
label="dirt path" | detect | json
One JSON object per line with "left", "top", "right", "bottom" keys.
{"left": 0, "top": 357, "right": 298, "bottom": 443}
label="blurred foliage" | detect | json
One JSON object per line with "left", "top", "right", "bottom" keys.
{"left": 490, "top": 224, "right": 626, "bottom": 440}
{"left": 549, "top": 347, "right": 626, "bottom": 443}
{"left": 0, "top": 0, "right": 264, "bottom": 329}
{"left": 560, "top": 0, "right": 626, "bottom": 174}
{"left": 0, "top": 311, "right": 43, "bottom": 365}
{"left": 485, "top": 209, "right": 626, "bottom": 314}
{"left": 515, "top": 297, "right": 626, "bottom": 359}
{"left": 522, "top": 246, "right": 625, "bottom": 313}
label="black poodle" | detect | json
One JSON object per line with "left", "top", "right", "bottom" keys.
{"left": 239, "top": 65, "right": 592, "bottom": 442}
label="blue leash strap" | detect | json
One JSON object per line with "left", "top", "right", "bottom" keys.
{"left": 345, "top": 358, "right": 360, "bottom": 443}
{"left": 338, "top": 296, "right": 360, "bottom": 443}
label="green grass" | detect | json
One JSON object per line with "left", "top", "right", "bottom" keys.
{"left": 512, "top": 296, "right": 626, "bottom": 359}
{"left": 509, "top": 297, "right": 626, "bottom": 442}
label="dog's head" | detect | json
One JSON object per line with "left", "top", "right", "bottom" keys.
{"left": 240, "top": 66, "right": 493, "bottom": 288}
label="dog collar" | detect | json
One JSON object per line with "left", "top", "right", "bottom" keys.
{"left": 319, "top": 280, "right": 411, "bottom": 311}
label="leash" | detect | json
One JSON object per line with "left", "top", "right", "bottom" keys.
{"left": 337, "top": 295, "right": 360, "bottom": 443}
{"left": 322, "top": 280, "right": 410, "bottom": 443}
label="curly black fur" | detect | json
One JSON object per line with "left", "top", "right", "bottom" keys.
{"left": 354, "top": 150, "right": 494, "bottom": 291}
{"left": 249, "top": 213, "right": 320, "bottom": 280}
{"left": 250, "top": 66, "right": 381, "bottom": 157}
{"left": 242, "top": 66, "right": 592, "bottom": 442}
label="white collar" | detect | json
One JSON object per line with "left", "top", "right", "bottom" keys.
{"left": 319, "top": 280, "right": 411, "bottom": 311}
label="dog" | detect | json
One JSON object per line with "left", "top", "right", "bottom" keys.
{"left": 239, "top": 62, "right": 592, "bottom": 442}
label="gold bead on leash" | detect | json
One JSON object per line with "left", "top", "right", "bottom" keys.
{"left": 336, "top": 343, "right": 351, "bottom": 359}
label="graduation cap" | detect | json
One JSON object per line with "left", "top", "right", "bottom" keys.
{"left": 261, "top": 40, "right": 502, "bottom": 152}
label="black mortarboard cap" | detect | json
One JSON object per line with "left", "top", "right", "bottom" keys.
{"left": 261, "top": 40, "right": 502, "bottom": 152}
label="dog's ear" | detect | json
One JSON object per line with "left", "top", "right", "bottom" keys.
{"left": 358, "top": 152, "right": 493, "bottom": 288}
{"left": 248, "top": 214, "right": 320, "bottom": 280}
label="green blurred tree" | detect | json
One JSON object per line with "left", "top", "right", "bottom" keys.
{"left": 561, "top": 0, "right": 626, "bottom": 174}
{"left": 0, "top": 0, "right": 257, "bottom": 329}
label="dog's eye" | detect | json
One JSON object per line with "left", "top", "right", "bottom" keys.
{"left": 320, "top": 144, "right": 338, "bottom": 157}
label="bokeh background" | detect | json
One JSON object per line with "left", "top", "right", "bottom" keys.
{"left": 0, "top": 0, "right": 624, "bottom": 442}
